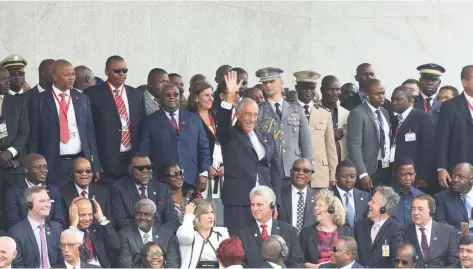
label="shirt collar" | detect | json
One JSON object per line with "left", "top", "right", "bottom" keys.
{"left": 373, "top": 217, "right": 388, "bottom": 228}
{"left": 340, "top": 260, "right": 356, "bottom": 269}
{"left": 64, "top": 260, "right": 81, "bottom": 269}
{"left": 37, "top": 84, "right": 46, "bottom": 93}
{"left": 256, "top": 218, "right": 273, "bottom": 231}
{"left": 164, "top": 109, "right": 179, "bottom": 118}
{"left": 138, "top": 227, "right": 153, "bottom": 238}
{"left": 421, "top": 91, "right": 437, "bottom": 101}
{"left": 466, "top": 187, "right": 473, "bottom": 200}
{"left": 336, "top": 185, "right": 353, "bottom": 197}
{"left": 392, "top": 182, "right": 412, "bottom": 195}
{"left": 8, "top": 89, "right": 23, "bottom": 95}
{"left": 27, "top": 216, "right": 44, "bottom": 229}
{"left": 401, "top": 106, "right": 414, "bottom": 120}
{"left": 74, "top": 182, "right": 89, "bottom": 195}
{"left": 267, "top": 261, "right": 282, "bottom": 269}
{"left": 25, "top": 178, "right": 42, "bottom": 188}
{"left": 465, "top": 92, "right": 473, "bottom": 105}
{"left": 52, "top": 84, "right": 70, "bottom": 97}
{"left": 291, "top": 184, "right": 307, "bottom": 196}
{"left": 357, "top": 90, "right": 366, "bottom": 101}
{"left": 298, "top": 99, "right": 313, "bottom": 108}
{"left": 366, "top": 100, "right": 380, "bottom": 113}
{"left": 267, "top": 98, "right": 284, "bottom": 108}
{"left": 415, "top": 219, "right": 433, "bottom": 231}
{"left": 107, "top": 81, "right": 124, "bottom": 92}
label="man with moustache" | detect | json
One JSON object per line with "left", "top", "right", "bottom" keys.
{"left": 394, "top": 244, "right": 418, "bottom": 269}
{"left": 5, "top": 154, "right": 65, "bottom": 229}
{"left": 413, "top": 64, "right": 445, "bottom": 114}
{"left": 448, "top": 234, "right": 473, "bottom": 268}
{"left": 144, "top": 68, "right": 168, "bottom": 115}
{"left": 53, "top": 229, "right": 101, "bottom": 268}
{"left": 25, "top": 59, "right": 55, "bottom": 99}
{"left": 29, "top": 59, "right": 100, "bottom": 184}
{"left": 0, "top": 54, "right": 28, "bottom": 95}
{"left": 0, "top": 236, "right": 17, "bottom": 269}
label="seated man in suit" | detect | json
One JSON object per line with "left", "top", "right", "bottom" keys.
{"left": 278, "top": 158, "right": 317, "bottom": 232}
{"left": 239, "top": 186, "right": 303, "bottom": 268}
{"left": 434, "top": 162, "right": 473, "bottom": 230}
{"left": 61, "top": 157, "right": 111, "bottom": 224}
{"left": 118, "top": 199, "right": 179, "bottom": 268}
{"left": 5, "top": 153, "right": 65, "bottom": 229}
{"left": 53, "top": 229, "right": 100, "bottom": 268}
{"left": 449, "top": 234, "right": 473, "bottom": 268}
{"left": 9, "top": 186, "right": 63, "bottom": 268}
{"left": 257, "top": 235, "right": 289, "bottom": 268}
{"left": 332, "top": 160, "right": 371, "bottom": 228}
{"left": 404, "top": 194, "right": 459, "bottom": 268}
{"left": 112, "top": 154, "right": 180, "bottom": 231}
{"left": 392, "top": 158, "right": 424, "bottom": 228}
{"left": 394, "top": 244, "right": 418, "bottom": 269}
{"left": 355, "top": 186, "right": 403, "bottom": 268}
{"left": 320, "top": 236, "right": 364, "bottom": 268}
{"left": 69, "top": 195, "right": 119, "bottom": 267}
{"left": 0, "top": 236, "right": 17, "bottom": 269}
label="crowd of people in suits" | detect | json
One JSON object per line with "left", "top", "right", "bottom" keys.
{"left": 0, "top": 51, "right": 472, "bottom": 269}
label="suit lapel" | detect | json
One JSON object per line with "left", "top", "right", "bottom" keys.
{"left": 407, "top": 226, "right": 424, "bottom": 260}
{"left": 253, "top": 223, "right": 263, "bottom": 245}
{"left": 304, "top": 188, "right": 316, "bottom": 225}
{"left": 353, "top": 189, "right": 365, "bottom": 220}
{"left": 159, "top": 109, "right": 179, "bottom": 138}
{"left": 179, "top": 109, "right": 190, "bottom": 135}
{"left": 363, "top": 103, "right": 380, "bottom": 140}
{"left": 71, "top": 90, "right": 84, "bottom": 140}
{"left": 282, "top": 187, "right": 292, "bottom": 222}
{"left": 133, "top": 224, "right": 145, "bottom": 250}
{"left": 45, "top": 90, "right": 60, "bottom": 125}
{"left": 263, "top": 101, "right": 279, "bottom": 120}
{"left": 152, "top": 225, "right": 161, "bottom": 243}
{"left": 427, "top": 222, "right": 441, "bottom": 261}
{"left": 271, "top": 220, "right": 281, "bottom": 236}
{"left": 453, "top": 191, "right": 468, "bottom": 220}
{"left": 459, "top": 94, "right": 473, "bottom": 125}
{"left": 45, "top": 222, "right": 55, "bottom": 262}
{"left": 371, "top": 218, "right": 391, "bottom": 250}
{"left": 26, "top": 221, "right": 40, "bottom": 262}
{"left": 147, "top": 181, "right": 158, "bottom": 202}
{"left": 102, "top": 82, "right": 121, "bottom": 120}
{"left": 281, "top": 100, "right": 292, "bottom": 121}
{"left": 125, "top": 86, "right": 135, "bottom": 125}
{"left": 254, "top": 129, "right": 269, "bottom": 160}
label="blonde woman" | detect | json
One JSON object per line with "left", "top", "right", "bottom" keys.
{"left": 177, "top": 198, "right": 229, "bottom": 269}
{"left": 299, "top": 190, "right": 354, "bottom": 268}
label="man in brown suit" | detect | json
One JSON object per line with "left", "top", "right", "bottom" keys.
{"left": 294, "top": 70, "right": 338, "bottom": 189}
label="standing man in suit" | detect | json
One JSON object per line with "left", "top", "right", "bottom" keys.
{"left": 61, "top": 158, "right": 111, "bottom": 224}
{"left": 320, "top": 237, "right": 364, "bottom": 269}
{"left": 118, "top": 199, "right": 180, "bottom": 268}
{"left": 84, "top": 55, "right": 145, "bottom": 190}
{"left": 347, "top": 79, "right": 392, "bottom": 191}
{"left": 332, "top": 160, "right": 371, "bottom": 228}
{"left": 278, "top": 159, "right": 317, "bottom": 232}
{"left": 449, "top": 234, "right": 473, "bottom": 269}
{"left": 404, "top": 194, "right": 459, "bottom": 268}
{"left": 239, "top": 186, "right": 304, "bottom": 268}
{"left": 144, "top": 68, "right": 168, "bottom": 115}
{"left": 434, "top": 162, "right": 473, "bottom": 230}
{"left": 413, "top": 64, "right": 445, "bottom": 114}
{"left": 437, "top": 65, "right": 473, "bottom": 189}
{"left": 139, "top": 84, "right": 212, "bottom": 192}
{"left": 73, "top": 66, "right": 95, "bottom": 92}
{"left": 0, "top": 54, "right": 27, "bottom": 96}
{"left": 24, "top": 59, "right": 55, "bottom": 99}
{"left": 294, "top": 71, "right": 337, "bottom": 189}
{"left": 0, "top": 236, "right": 17, "bottom": 269}
{"left": 257, "top": 67, "right": 313, "bottom": 179}
{"left": 112, "top": 154, "right": 180, "bottom": 231}
{"left": 28, "top": 59, "right": 100, "bottom": 185}
{"left": 53, "top": 229, "right": 101, "bottom": 268}
{"left": 8, "top": 186, "right": 63, "bottom": 268}
{"left": 391, "top": 85, "right": 436, "bottom": 192}
{"left": 5, "top": 154, "right": 65, "bottom": 229}
{"left": 68, "top": 196, "right": 119, "bottom": 267}
{"left": 355, "top": 186, "right": 403, "bottom": 268}
{"left": 217, "top": 72, "right": 281, "bottom": 235}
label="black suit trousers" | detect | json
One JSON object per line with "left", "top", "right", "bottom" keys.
{"left": 224, "top": 205, "right": 255, "bottom": 236}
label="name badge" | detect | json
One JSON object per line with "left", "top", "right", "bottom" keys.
{"left": 382, "top": 240, "right": 390, "bottom": 257}
{"left": 405, "top": 132, "right": 416, "bottom": 142}
{"left": 121, "top": 117, "right": 129, "bottom": 132}
{"left": 382, "top": 145, "right": 390, "bottom": 168}
{"left": 0, "top": 120, "right": 8, "bottom": 139}
{"left": 389, "top": 145, "right": 396, "bottom": 163}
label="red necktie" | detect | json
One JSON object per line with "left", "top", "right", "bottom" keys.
{"left": 139, "top": 186, "right": 147, "bottom": 199}
{"left": 260, "top": 224, "right": 268, "bottom": 239}
{"left": 81, "top": 189, "right": 87, "bottom": 197}
{"left": 59, "top": 93, "right": 70, "bottom": 143}
{"left": 83, "top": 230, "right": 96, "bottom": 260}
{"left": 114, "top": 89, "right": 131, "bottom": 147}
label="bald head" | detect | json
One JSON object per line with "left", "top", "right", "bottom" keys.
{"left": 72, "top": 157, "right": 93, "bottom": 188}
{"left": 262, "top": 235, "right": 287, "bottom": 264}
{"left": 52, "top": 59, "right": 75, "bottom": 91}
{"left": 25, "top": 153, "right": 45, "bottom": 169}
{"left": 0, "top": 236, "right": 17, "bottom": 268}
{"left": 0, "top": 237, "right": 16, "bottom": 252}
{"left": 74, "top": 65, "right": 95, "bottom": 91}
{"left": 52, "top": 59, "right": 73, "bottom": 75}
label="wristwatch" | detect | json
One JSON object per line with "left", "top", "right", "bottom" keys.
{"left": 98, "top": 216, "right": 108, "bottom": 224}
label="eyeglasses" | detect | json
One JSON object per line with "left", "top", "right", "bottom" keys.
{"left": 146, "top": 251, "right": 163, "bottom": 257}
{"left": 75, "top": 169, "right": 93, "bottom": 174}
{"left": 109, "top": 68, "right": 128, "bottom": 74}
{"left": 393, "top": 258, "right": 411, "bottom": 265}
{"left": 165, "top": 169, "right": 184, "bottom": 177}
{"left": 59, "top": 243, "right": 80, "bottom": 249}
{"left": 133, "top": 165, "right": 153, "bottom": 172}
{"left": 292, "top": 167, "right": 314, "bottom": 175}
{"left": 332, "top": 246, "right": 349, "bottom": 254}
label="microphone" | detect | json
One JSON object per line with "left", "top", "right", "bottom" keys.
{"left": 185, "top": 189, "right": 196, "bottom": 204}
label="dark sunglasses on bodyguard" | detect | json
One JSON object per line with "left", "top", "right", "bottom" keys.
{"left": 132, "top": 165, "right": 153, "bottom": 172}
{"left": 109, "top": 68, "right": 128, "bottom": 74}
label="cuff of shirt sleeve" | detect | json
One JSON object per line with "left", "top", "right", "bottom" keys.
{"left": 359, "top": 173, "right": 368, "bottom": 180}
{"left": 99, "top": 220, "right": 110, "bottom": 226}
{"left": 221, "top": 101, "right": 233, "bottom": 110}
{"left": 437, "top": 168, "right": 446, "bottom": 172}
{"left": 199, "top": 171, "right": 208, "bottom": 177}
{"left": 7, "top": 147, "right": 17, "bottom": 158}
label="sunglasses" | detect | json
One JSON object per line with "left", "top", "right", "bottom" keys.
{"left": 146, "top": 251, "right": 163, "bottom": 257}
{"left": 109, "top": 68, "right": 128, "bottom": 74}
{"left": 393, "top": 258, "right": 411, "bottom": 265}
{"left": 332, "top": 246, "right": 348, "bottom": 254}
{"left": 292, "top": 167, "right": 314, "bottom": 174}
{"left": 165, "top": 169, "right": 184, "bottom": 177}
{"left": 133, "top": 165, "right": 153, "bottom": 172}
{"left": 74, "top": 169, "right": 93, "bottom": 174}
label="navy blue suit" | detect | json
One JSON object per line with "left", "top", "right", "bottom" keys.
{"left": 332, "top": 187, "right": 371, "bottom": 225}
{"left": 4, "top": 180, "right": 65, "bottom": 229}
{"left": 28, "top": 89, "right": 100, "bottom": 183}
{"left": 434, "top": 189, "right": 468, "bottom": 230}
{"left": 139, "top": 108, "right": 211, "bottom": 186}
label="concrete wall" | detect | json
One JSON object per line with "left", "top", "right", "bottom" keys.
{"left": 0, "top": 1, "right": 469, "bottom": 94}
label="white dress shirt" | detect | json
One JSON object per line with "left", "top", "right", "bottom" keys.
{"left": 267, "top": 261, "right": 282, "bottom": 269}
{"left": 25, "top": 178, "right": 42, "bottom": 188}
{"left": 138, "top": 227, "right": 153, "bottom": 243}
{"left": 336, "top": 186, "right": 355, "bottom": 213}
{"left": 64, "top": 260, "right": 80, "bottom": 269}
{"left": 341, "top": 260, "right": 356, "bottom": 269}
{"left": 109, "top": 83, "right": 131, "bottom": 152}
{"left": 291, "top": 184, "right": 307, "bottom": 227}
{"left": 1, "top": 94, "right": 18, "bottom": 158}
{"left": 298, "top": 99, "right": 313, "bottom": 112}
{"left": 267, "top": 98, "right": 284, "bottom": 115}
{"left": 421, "top": 92, "right": 437, "bottom": 107}
{"left": 52, "top": 85, "right": 82, "bottom": 155}
{"left": 400, "top": 106, "right": 413, "bottom": 124}
{"left": 37, "top": 84, "right": 46, "bottom": 93}
{"left": 465, "top": 92, "right": 473, "bottom": 118}
{"left": 415, "top": 219, "right": 433, "bottom": 247}
{"left": 135, "top": 183, "right": 148, "bottom": 198}
{"left": 28, "top": 217, "right": 50, "bottom": 268}
{"left": 366, "top": 101, "right": 391, "bottom": 160}
{"left": 8, "top": 89, "right": 23, "bottom": 95}
{"left": 75, "top": 183, "right": 89, "bottom": 198}
{"left": 256, "top": 218, "right": 273, "bottom": 236}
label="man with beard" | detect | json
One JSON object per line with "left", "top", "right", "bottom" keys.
{"left": 414, "top": 64, "right": 445, "bottom": 114}
{"left": 0, "top": 54, "right": 27, "bottom": 95}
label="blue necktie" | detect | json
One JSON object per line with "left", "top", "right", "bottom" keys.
{"left": 462, "top": 194, "right": 472, "bottom": 219}
{"left": 344, "top": 192, "right": 356, "bottom": 228}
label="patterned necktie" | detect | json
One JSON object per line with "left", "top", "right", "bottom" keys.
{"left": 143, "top": 233, "right": 150, "bottom": 243}
{"left": 81, "top": 189, "right": 87, "bottom": 198}
{"left": 462, "top": 194, "right": 472, "bottom": 219}
{"left": 296, "top": 191, "right": 305, "bottom": 232}
{"left": 375, "top": 110, "right": 386, "bottom": 158}
{"left": 425, "top": 97, "right": 433, "bottom": 113}
{"left": 169, "top": 111, "right": 179, "bottom": 135}
{"left": 275, "top": 103, "right": 282, "bottom": 119}
{"left": 59, "top": 93, "right": 70, "bottom": 143}
{"left": 419, "top": 227, "right": 429, "bottom": 261}
{"left": 139, "top": 186, "right": 147, "bottom": 199}
{"left": 114, "top": 89, "right": 131, "bottom": 147}
{"left": 344, "top": 192, "right": 356, "bottom": 228}
{"left": 260, "top": 224, "right": 268, "bottom": 239}
{"left": 303, "top": 105, "right": 310, "bottom": 119}
{"left": 83, "top": 230, "right": 96, "bottom": 260}
{"left": 39, "top": 224, "right": 48, "bottom": 269}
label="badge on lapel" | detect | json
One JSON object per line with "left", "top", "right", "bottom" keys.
{"left": 153, "top": 192, "right": 157, "bottom": 195}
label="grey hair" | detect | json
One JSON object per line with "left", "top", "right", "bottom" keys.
{"left": 250, "top": 186, "right": 276, "bottom": 205}
{"left": 462, "top": 163, "right": 473, "bottom": 181}
{"left": 292, "top": 158, "right": 314, "bottom": 171}
{"left": 236, "top": 97, "right": 257, "bottom": 112}
{"left": 374, "top": 186, "right": 400, "bottom": 216}
{"left": 338, "top": 236, "right": 358, "bottom": 256}
{"left": 61, "top": 229, "right": 84, "bottom": 244}
{"left": 0, "top": 236, "right": 16, "bottom": 252}
{"left": 136, "top": 199, "right": 157, "bottom": 215}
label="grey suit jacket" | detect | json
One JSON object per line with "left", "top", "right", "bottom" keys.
{"left": 118, "top": 223, "right": 180, "bottom": 268}
{"left": 144, "top": 90, "right": 159, "bottom": 116}
{"left": 278, "top": 183, "right": 318, "bottom": 229}
{"left": 257, "top": 100, "right": 313, "bottom": 177}
{"left": 347, "top": 102, "right": 391, "bottom": 177}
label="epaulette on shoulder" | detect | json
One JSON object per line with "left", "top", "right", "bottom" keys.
{"left": 314, "top": 103, "right": 331, "bottom": 112}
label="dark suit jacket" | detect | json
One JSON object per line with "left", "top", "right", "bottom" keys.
{"left": 434, "top": 189, "right": 467, "bottom": 230}
{"left": 278, "top": 184, "right": 318, "bottom": 229}
{"left": 436, "top": 93, "right": 473, "bottom": 173}
{"left": 60, "top": 182, "right": 112, "bottom": 225}
{"left": 341, "top": 93, "right": 395, "bottom": 123}
{"left": 78, "top": 222, "right": 120, "bottom": 268}
{"left": 239, "top": 220, "right": 304, "bottom": 268}
{"left": 52, "top": 261, "right": 101, "bottom": 268}
{"left": 4, "top": 181, "right": 65, "bottom": 229}
{"left": 299, "top": 224, "right": 354, "bottom": 264}
{"left": 139, "top": 108, "right": 211, "bottom": 186}
{"left": 216, "top": 105, "right": 282, "bottom": 206}
{"left": 332, "top": 187, "right": 371, "bottom": 225}
{"left": 391, "top": 108, "right": 436, "bottom": 185}
{"left": 28, "top": 89, "right": 100, "bottom": 182}
{"left": 319, "top": 261, "right": 364, "bottom": 268}
{"left": 403, "top": 221, "right": 459, "bottom": 268}
{"left": 84, "top": 83, "right": 145, "bottom": 176}
{"left": 354, "top": 217, "right": 404, "bottom": 268}
{"left": 118, "top": 223, "right": 180, "bottom": 268}
{"left": 9, "top": 219, "right": 63, "bottom": 268}
{"left": 446, "top": 261, "right": 463, "bottom": 268}
{"left": 22, "top": 86, "right": 41, "bottom": 102}
{"left": 414, "top": 94, "right": 440, "bottom": 114}
{"left": 111, "top": 177, "right": 180, "bottom": 232}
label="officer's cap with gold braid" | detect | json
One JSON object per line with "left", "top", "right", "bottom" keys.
{"left": 293, "top": 70, "right": 321, "bottom": 84}
{"left": 255, "top": 67, "right": 284, "bottom": 82}
{"left": 417, "top": 63, "right": 445, "bottom": 78}
{"left": 0, "top": 54, "right": 28, "bottom": 70}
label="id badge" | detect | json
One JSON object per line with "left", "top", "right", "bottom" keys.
{"left": 121, "top": 117, "right": 129, "bottom": 132}
{"left": 382, "top": 157, "right": 390, "bottom": 168}
{"left": 0, "top": 120, "right": 8, "bottom": 139}
{"left": 389, "top": 145, "right": 396, "bottom": 163}
{"left": 405, "top": 132, "right": 416, "bottom": 142}
{"left": 382, "top": 240, "right": 390, "bottom": 257}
